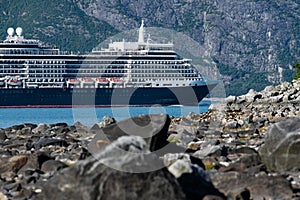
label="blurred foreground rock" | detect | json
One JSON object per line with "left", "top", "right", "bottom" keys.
{"left": 259, "top": 117, "right": 300, "bottom": 173}
{"left": 33, "top": 136, "right": 187, "bottom": 200}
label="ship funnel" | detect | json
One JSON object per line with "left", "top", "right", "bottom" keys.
{"left": 7, "top": 27, "right": 14, "bottom": 36}
{"left": 138, "top": 20, "right": 144, "bottom": 44}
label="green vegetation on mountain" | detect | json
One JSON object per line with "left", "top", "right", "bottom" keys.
{"left": 0, "top": 0, "right": 117, "bottom": 52}
{"left": 294, "top": 61, "right": 300, "bottom": 80}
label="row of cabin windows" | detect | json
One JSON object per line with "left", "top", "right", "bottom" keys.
{"left": 131, "top": 74, "right": 198, "bottom": 78}
{"left": 28, "top": 78, "right": 64, "bottom": 81}
{"left": 131, "top": 65, "right": 189, "bottom": 69}
{"left": 131, "top": 61, "right": 184, "bottom": 65}
{"left": 131, "top": 69, "right": 194, "bottom": 73}
{"left": 0, "top": 50, "right": 58, "bottom": 55}
{"left": 66, "top": 70, "right": 125, "bottom": 74}
{"left": 65, "top": 64, "right": 190, "bottom": 70}
{"left": 0, "top": 60, "right": 65, "bottom": 64}
{"left": 28, "top": 74, "right": 63, "bottom": 78}
{"left": 28, "top": 65, "right": 64, "bottom": 68}
{"left": 73, "top": 60, "right": 184, "bottom": 65}
{"left": 29, "top": 70, "right": 64, "bottom": 74}
{"left": 131, "top": 78, "right": 199, "bottom": 82}
{"left": 0, "top": 65, "right": 65, "bottom": 69}
{"left": 0, "top": 70, "right": 65, "bottom": 74}
{"left": 66, "top": 65, "right": 124, "bottom": 70}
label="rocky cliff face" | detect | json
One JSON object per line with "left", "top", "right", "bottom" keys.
{"left": 75, "top": 0, "right": 299, "bottom": 72}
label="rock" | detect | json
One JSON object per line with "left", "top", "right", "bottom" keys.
{"left": 168, "top": 125, "right": 196, "bottom": 148}
{"left": 259, "top": 117, "right": 300, "bottom": 172}
{"left": 237, "top": 119, "right": 244, "bottom": 127}
{"left": 167, "top": 133, "right": 182, "bottom": 143}
{"left": 88, "top": 123, "right": 101, "bottom": 134}
{"left": 193, "top": 145, "right": 225, "bottom": 159}
{"left": 168, "top": 159, "right": 193, "bottom": 178}
{"left": 229, "top": 146, "right": 258, "bottom": 155}
{"left": 73, "top": 121, "right": 86, "bottom": 129}
{"left": 0, "top": 192, "right": 8, "bottom": 200}
{"left": 41, "top": 160, "right": 67, "bottom": 173}
{"left": 33, "top": 138, "right": 68, "bottom": 149}
{"left": 177, "top": 165, "right": 226, "bottom": 199}
{"left": 89, "top": 114, "right": 171, "bottom": 155}
{"left": 16, "top": 126, "right": 33, "bottom": 135}
{"left": 225, "top": 95, "right": 236, "bottom": 104}
{"left": 49, "top": 123, "right": 68, "bottom": 128}
{"left": 34, "top": 135, "right": 186, "bottom": 200}
{"left": 209, "top": 171, "right": 294, "bottom": 199}
{"left": 245, "top": 89, "right": 261, "bottom": 102}
{"left": 253, "top": 117, "right": 268, "bottom": 127}
{"left": 224, "top": 120, "right": 238, "bottom": 129}
{"left": 97, "top": 115, "right": 116, "bottom": 128}
{"left": 221, "top": 154, "right": 262, "bottom": 173}
{"left": 18, "top": 153, "right": 52, "bottom": 173}
{"left": 171, "top": 124, "right": 198, "bottom": 137}
{"left": 4, "top": 124, "right": 25, "bottom": 135}
{"left": 0, "top": 129, "right": 7, "bottom": 141}
{"left": 163, "top": 153, "right": 225, "bottom": 199}
{"left": 0, "top": 155, "right": 28, "bottom": 175}
{"left": 163, "top": 153, "right": 191, "bottom": 167}
{"left": 90, "top": 135, "right": 166, "bottom": 172}
{"left": 185, "top": 112, "right": 197, "bottom": 121}
{"left": 32, "top": 124, "right": 50, "bottom": 134}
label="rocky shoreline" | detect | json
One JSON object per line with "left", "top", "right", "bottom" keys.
{"left": 1, "top": 80, "right": 300, "bottom": 199}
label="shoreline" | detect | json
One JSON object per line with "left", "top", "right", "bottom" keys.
{"left": 0, "top": 80, "right": 300, "bottom": 199}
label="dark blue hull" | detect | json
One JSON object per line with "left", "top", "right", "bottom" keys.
{"left": 0, "top": 85, "right": 215, "bottom": 107}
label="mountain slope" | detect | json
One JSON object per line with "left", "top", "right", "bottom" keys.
{"left": 0, "top": 0, "right": 117, "bottom": 52}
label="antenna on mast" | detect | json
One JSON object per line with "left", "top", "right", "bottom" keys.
{"left": 138, "top": 20, "right": 145, "bottom": 44}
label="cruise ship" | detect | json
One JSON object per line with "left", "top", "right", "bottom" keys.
{"left": 0, "top": 21, "right": 218, "bottom": 107}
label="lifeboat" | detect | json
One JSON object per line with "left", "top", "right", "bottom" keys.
{"left": 82, "top": 78, "right": 94, "bottom": 85}
{"left": 96, "top": 78, "right": 109, "bottom": 85}
{"left": 110, "top": 78, "right": 123, "bottom": 85}
{"left": 67, "top": 78, "right": 80, "bottom": 85}
{"left": 0, "top": 78, "right": 5, "bottom": 86}
{"left": 8, "top": 77, "right": 22, "bottom": 86}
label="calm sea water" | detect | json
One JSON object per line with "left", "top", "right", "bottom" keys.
{"left": 0, "top": 101, "right": 211, "bottom": 128}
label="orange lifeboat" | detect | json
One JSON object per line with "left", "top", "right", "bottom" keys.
{"left": 67, "top": 78, "right": 80, "bottom": 85}
{"left": 82, "top": 78, "right": 94, "bottom": 85}
{"left": 110, "top": 78, "right": 123, "bottom": 85}
{"left": 8, "top": 77, "right": 22, "bottom": 86}
{"left": 96, "top": 78, "right": 109, "bottom": 85}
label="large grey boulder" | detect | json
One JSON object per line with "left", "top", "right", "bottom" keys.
{"left": 33, "top": 135, "right": 186, "bottom": 200}
{"left": 259, "top": 117, "right": 300, "bottom": 172}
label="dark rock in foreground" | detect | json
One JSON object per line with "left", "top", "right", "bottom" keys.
{"left": 34, "top": 136, "right": 187, "bottom": 200}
